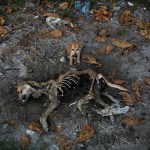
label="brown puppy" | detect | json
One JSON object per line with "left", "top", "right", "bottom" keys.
{"left": 67, "top": 42, "right": 84, "bottom": 65}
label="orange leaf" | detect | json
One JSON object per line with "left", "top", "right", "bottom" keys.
{"left": 82, "top": 53, "right": 102, "bottom": 67}
{"left": 122, "top": 116, "right": 143, "bottom": 126}
{"left": 0, "top": 26, "right": 8, "bottom": 37}
{"left": 75, "top": 124, "right": 94, "bottom": 143}
{"left": 0, "top": 16, "right": 5, "bottom": 26}
{"left": 27, "top": 123, "right": 43, "bottom": 134}
{"left": 5, "top": 6, "right": 13, "bottom": 14}
{"left": 59, "top": 2, "right": 68, "bottom": 10}
{"left": 21, "top": 135, "right": 30, "bottom": 150}
{"left": 96, "top": 45, "right": 113, "bottom": 55}
{"left": 112, "top": 38, "right": 133, "bottom": 49}
{"left": 112, "top": 79, "right": 125, "bottom": 85}
{"left": 43, "top": 13, "right": 59, "bottom": 17}
{"left": 118, "top": 92, "right": 134, "bottom": 106}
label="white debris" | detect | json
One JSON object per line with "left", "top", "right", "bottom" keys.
{"left": 26, "top": 129, "right": 36, "bottom": 136}
{"left": 127, "top": 2, "right": 134, "bottom": 6}
{"left": 60, "top": 56, "right": 66, "bottom": 62}
{"left": 96, "top": 103, "right": 129, "bottom": 116}
{"left": 34, "top": 15, "right": 39, "bottom": 19}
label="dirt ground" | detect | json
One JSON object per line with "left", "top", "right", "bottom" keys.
{"left": 0, "top": 0, "right": 150, "bottom": 149}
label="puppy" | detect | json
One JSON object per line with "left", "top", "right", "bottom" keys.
{"left": 67, "top": 42, "right": 84, "bottom": 65}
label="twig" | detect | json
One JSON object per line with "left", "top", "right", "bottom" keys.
{"left": 98, "top": 123, "right": 129, "bottom": 144}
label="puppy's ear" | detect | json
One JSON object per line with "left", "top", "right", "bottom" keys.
{"left": 79, "top": 42, "right": 84, "bottom": 48}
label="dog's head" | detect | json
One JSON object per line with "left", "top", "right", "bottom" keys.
{"left": 17, "top": 82, "right": 33, "bottom": 104}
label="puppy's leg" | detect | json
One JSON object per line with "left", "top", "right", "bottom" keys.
{"left": 69, "top": 56, "right": 73, "bottom": 65}
{"left": 40, "top": 96, "right": 59, "bottom": 132}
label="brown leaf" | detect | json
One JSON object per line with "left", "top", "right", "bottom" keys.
{"left": 21, "top": 135, "right": 30, "bottom": 150}
{"left": 45, "top": 1, "right": 54, "bottom": 8}
{"left": 43, "top": 13, "right": 59, "bottom": 17}
{"left": 140, "top": 29, "right": 150, "bottom": 41}
{"left": 132, "top": 82, "right": 142, "bottom": 102}
{"left": 0, "top": 26, "right": 8, "bottom": 37}
{"left": 82, "top": 53, "right": 102, "bottom": 67}
{"left": 96, "top": 45, "right": 113, "bottom": 55}
{"left": 119, "top": 10, "right": 135, "bottom": 26}
{"left": 59, "top": 2, "right": 68, "bottom": 10}
{"left": 91, "top": 7, "right": 112, "bottom": 22}
{"left": 145, "top": 78, "right": 150, "bottom": 86}
{"left": 111, "top": 79, "right": 125, "bottom": 85}
{"left": 5, "top": 6, "right": 13, "bottom": 14}
{"left": 118, "top": 92, "right": 134, "bottom": 106}
{"left": 112, "top": 38, "right": 133, "bottom": 49}
{"left": 70, "top": 23, "right": 79, "bottom": 34}
{"left": 0, "top": 16, "right": 5, "bottom": 26}
{"left": 40, "top": 29, "right": 62, "bottom": 38}
{"left": 107, "top": 68, "right": 117, "bottom": 79}
{"left": 95, "top": 36, "right": 107, "bottom": 42}
{"left": 135, "top": 20, "right": 150, "bottom": 30}
{"left": 122, "top": 45, "right": 136, "bottom": 56}
{"left": 122, "top": 116, "right": 143, "bottom": 126}
{"left": 74, "top": 124, "right": 94, "bottom": 143}
{"left": 27, "top": 123, "right": 43, "bottom": 134}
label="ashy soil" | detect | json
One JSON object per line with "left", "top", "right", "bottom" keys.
{"left": 0, "top": 0, "right": 150, "bottom": 150}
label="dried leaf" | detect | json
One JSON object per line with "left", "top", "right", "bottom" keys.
{"left": 5, "top": 6, "right": 13, "bottom": 14}
{"left": 122, "top": 45, "right": 136, "bottom": 56}
{"left": 91, "top": 7, "right": 112, "bottom": 22}
{"left": 95, "top": 36, "right": 107, "bottom": 42}
{"left": 0, "top": 16, "right": 5, "bottom": 26}
{"left": 119, "top": 10, "right": 135, "bottom": 26}
{"left": 74, "top": 124, "right": 94, "bottom": 143}
{"left": 27, "top": 123, "right": 43, "bottom": 134}
{"left": 140, "top": 29, "right": 150, "bottom": 41}
{"left": 43, "top": 13, "right": 59, "bottom": 17}
{"left": 96, "top": 45, "right": 113, "bottom": 55}
{"left": 59, "top": 2, "right": 68, "bottom": 10}
{"left": 0, "top": 26, "right": 8, "bottom": 37}
{"left": 122, "top": 116, "right": 143, "bottom": 126}
{"left": 82, "top": 53, "right": 102, "bottom": 67}
{"left": 132, "top": 82, "right": 142, "bottom": 102}
{"left": 40, "top": 29, "right": 62, "bottom": 38}
{"left": 21, "top": 135, "right": 30, "bottom": 150}
{"left": 145, "top": 78, "right": 150, "bottom": 86}
{"left": 111, "top": 79, "right": 125, "bottom": 85}
{"left": 135, "top": 20, "right": 150, "bottom": 30}
{"left": 119, "top": 92, "right": 134, "bottom": 106}
{"left": 99, "top": 29, "right": 108, "bottom": 36}
{"left": 107, "top": 68, "right": 117, "bottom": 79}
{"left": 45, "top": 1, "right": 54, "bottom": 8}
{"left": 70, "top": 23, "right": 79, "bottom": 34}
{"left": 112, "top": 38, "right": 133, "bottom": 49}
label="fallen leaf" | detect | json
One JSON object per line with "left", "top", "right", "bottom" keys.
{"left": 95, "top": 29, "right": 108, "bottom": 42}
{"left": 122, "top": 116, "right": 143, "bottom": 126}
{"left": 122, "top": 45, "right": 136, "bottom": 56}
{"left": 135, "top": 20, "right": 150, "bottom": 30}
{"left": 140, "top": 29, "right": 150, "bottom": 41}
{"left": 5, "top": 6, "right": 13, "bottom": 14}
{"left": 107, "top": 68, "right": 117, "bottom": 79}
{"left": 27, "top": 123, "right": 43, "bottom": 134}
{"left": 70, "top": 23, "right": 79, "bottom": 34}
{"left": 118, "top": 92, "right": 134, "bottom": 106}
{"left": 0, "top": 26, "right": 8, "bottom": 37}
{"left": 21, "top": 135, "right": 30, "bottom": 150}
{"left": 112, "top": 79, "right": 125, "bottom": 85}
{"left": 145, "top": 78, "right": 150, "bottom": 86}
{"left": 96, "top": 45, "right": 113, "bottom": 55}
{"left": 99, "top": 29, "right": 108, "bottom": 36}
{"left": 112, "top": 38, "right": 133, "bottom": 49}
{"left": 40, "top": 29, "right": 62, "bottom": 38}
{"left": 74, "top": 124, "right": 94, "bottom": 143}
{"left": 45, "top": 1, "right": 54, "bottom": 8}
{"left": 82, "top": 53, "right": 102, "bottom": 67}
{"left": 132, "top": 82, "right": 142, "bottom": 102}
{"left": 119, "top": 10, "right": 135, "bottom": 26}
{"left": 59, "top": 2, "right": 68, "bottom": 10}
{"left": 91, "top": 6, "right": 112, "bottom": 22}
{"left": 43, "top": 13, "right": 59, "bottom": 17}
{"left": 0, "top": 16, "right": 5, "bottom": 26}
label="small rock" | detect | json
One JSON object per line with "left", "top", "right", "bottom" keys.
{"left": 26, "top": 129, "right": 35, "bottom": 136}
{"left": 60, "top": 56, "right": 66, "bottom": 62}
{"left": 127, "top": 2, "right": 134, "bottom": 6}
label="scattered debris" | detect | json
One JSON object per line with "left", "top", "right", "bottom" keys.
{"left": 60, "top": 56, "right": 66, "bottom": 62}
{"left": 95, "top": 29, "right": 108, "bottom": 42}
{"left": 91, "top": 6, "right": 112, "bottom": 22}
{"left": 21, "top": 135, "right": 30, "bottom": 150}
{"left": 40, "top": 29, "right": 62, "bottom": 38}
{"left": 127, "top": 2, "right": 134, "bottom": 6}
{"left": 43, "top": 13, "right": 59, "bottom": 18}
{"left": 122, "top": 116, "right": 144, "bottom": 126}
{"left": 59, "top": 2, "right": 69, "bottom": 10}
{"left": 132, "top": 82, "right": 142, "bottom": 102}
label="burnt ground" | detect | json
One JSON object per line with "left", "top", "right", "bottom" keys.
{"left": 0, "top": 0, "right": 150, "bottom": 149}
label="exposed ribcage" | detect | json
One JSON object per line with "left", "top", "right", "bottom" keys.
{"left": 57, "top": 75, "right": 80, "bottom": 97}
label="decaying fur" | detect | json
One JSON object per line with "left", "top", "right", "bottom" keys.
{"left": 17, "top": 69, "right": 130, "bottom": 132}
